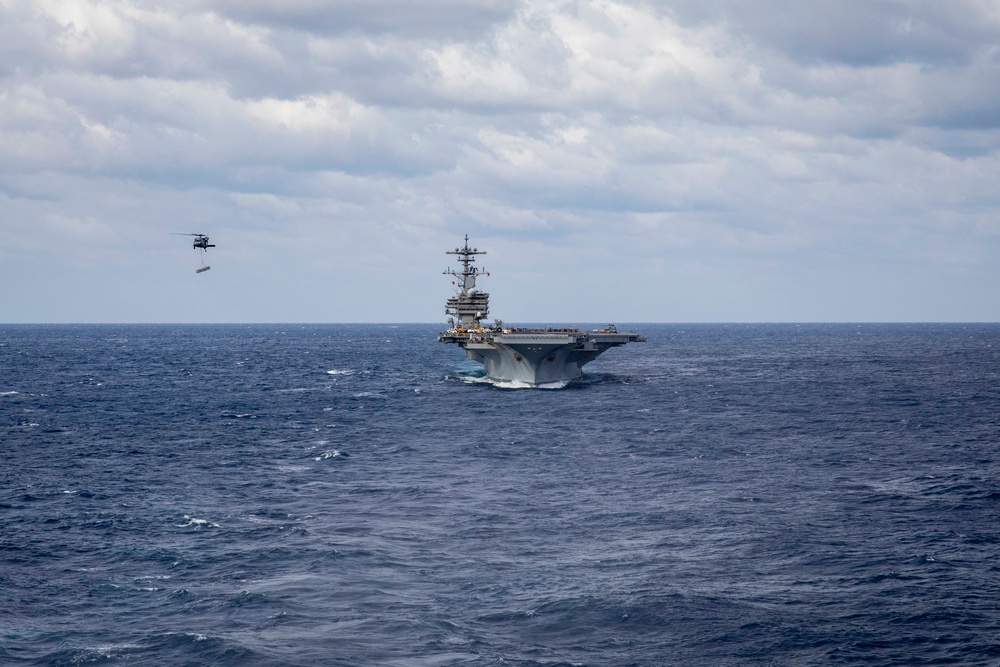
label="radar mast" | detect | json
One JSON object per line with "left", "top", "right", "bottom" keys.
{"left": 443, "top": 234, "right": 490, "bottom": 329}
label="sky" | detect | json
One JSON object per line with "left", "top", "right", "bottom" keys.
{"left": 3, "top": 0, "right": 1000, "bottom": 323}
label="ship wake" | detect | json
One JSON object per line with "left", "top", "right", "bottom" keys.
{"left": 450, "top": 371, "right": 570, "bottom": 390}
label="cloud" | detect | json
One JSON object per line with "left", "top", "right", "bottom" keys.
{"left": 203, "top": 0, "right": 518, "bottom": 40}
{"left": 2, "top": 0, "right": 1000, "bottom": 322}
{"left": 663, "top": 0, "right": 1000, "bottom": 66}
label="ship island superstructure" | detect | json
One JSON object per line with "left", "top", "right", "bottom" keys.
{"left": 438, "top": 236, "right": 645, "bottom": 385}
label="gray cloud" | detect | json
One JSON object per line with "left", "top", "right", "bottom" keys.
{"left": 202, "top": 0, "right": 519, "bottom": 40}
{"left": 663, "top": 0, "right": 1000, "bottom": 66}
{"left": 2, "top": 0, "right": 1000, "bottom": 322}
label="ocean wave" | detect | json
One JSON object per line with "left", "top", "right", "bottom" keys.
{"left": 315, "top": 449, "right": 348, "bottom": 461}
{"left": 178, "top": 515, "right": 220, "bottom": 528}
{"left": 8, "top": 323, "right": 1000, "bottom": 667}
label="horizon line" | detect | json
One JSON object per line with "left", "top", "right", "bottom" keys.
{"left": 3, "top": 321, "right": 1000, "bottom": 326}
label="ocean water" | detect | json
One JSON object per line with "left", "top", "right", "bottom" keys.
{"left": 3, "top": 323, "right": 1000, "bottom": 666}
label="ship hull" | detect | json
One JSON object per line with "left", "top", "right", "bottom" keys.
{"left": 441, "top": 330, "right": 644, "bottom": 385}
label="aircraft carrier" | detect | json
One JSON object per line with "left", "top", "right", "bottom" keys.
{"left": 438, "top": 236, "right": 645, "bottom": 385}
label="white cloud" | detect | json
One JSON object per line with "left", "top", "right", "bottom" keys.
{"left": 3, "top": 0, "right": 1000, "bottom": 322}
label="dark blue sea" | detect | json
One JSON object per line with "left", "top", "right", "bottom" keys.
{"left": 3, "top": 323, "right": 1000, "bottom": 666}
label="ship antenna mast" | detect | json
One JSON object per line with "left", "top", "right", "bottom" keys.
{"left": 443, "top": 234, "right": 487, "bottom": 294}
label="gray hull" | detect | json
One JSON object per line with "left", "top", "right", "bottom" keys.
{"left": 440, "top": 329, "right": 644, "bottom": 385}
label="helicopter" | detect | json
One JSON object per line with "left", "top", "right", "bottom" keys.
{"left": 172, "top": 233, "right": 215, "bottom": 273}
{"left": 172, "top": 233, "right": 215, "bottom": 251}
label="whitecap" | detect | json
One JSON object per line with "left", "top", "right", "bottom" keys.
{"left": 492, "top": 379, "right": 535, "bottom": 389}
{"left": 315, "top": 449, "right": 346, "bottom": 461}
{"left": 164, "top": 632, "right": 207, "bottom": 642}
{"left": 460, "top": 375, "right": 569, "bottom": 390}
{"left": 326, "top": 369, "right": 354, "bottom": 376}
{"left": 0, "top": 390, "right": 18, "bottom": 396}
{"left": 178, "top": 515, "right": 220, "bottom": 528}
{"left": 538, "top": 381, "right": 570, "bottom": 390}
